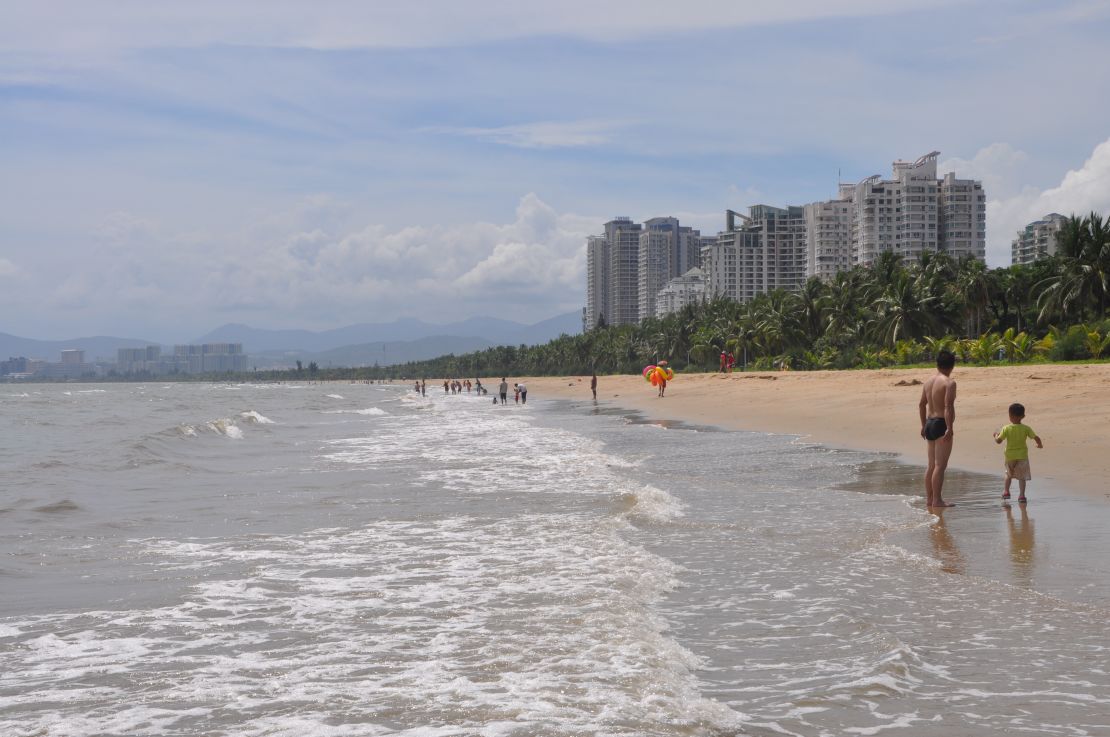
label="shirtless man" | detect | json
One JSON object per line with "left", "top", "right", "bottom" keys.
{"left": 919, "top": 350, "right": 957, "bottom": 508}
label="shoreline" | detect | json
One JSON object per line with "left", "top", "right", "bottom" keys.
{"left": 518, "top": 364, "right": 1110, "bottom": 501}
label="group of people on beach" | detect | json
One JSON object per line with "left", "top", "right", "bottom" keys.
{"left": 493, "top": 378, "right": 526, "bottom": 405}
{"left": 441, "top": 378, "right": 475, "bottom": 395}
{"left": 920, "top": 350, "right": 1044, "bottom": 509}
{"left": 411, "top": 376, "right": 532, "bottom": 406}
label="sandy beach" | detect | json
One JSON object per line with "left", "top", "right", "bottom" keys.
{"left": 519, "top": 363, "right": 1110, "bottom": 499}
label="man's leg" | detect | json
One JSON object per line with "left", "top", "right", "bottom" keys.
{"left": 931, "top": 436, "right": 955, "bottom": 507}
{"left": 925, "top": 440, "right": 936, "bottom": 505}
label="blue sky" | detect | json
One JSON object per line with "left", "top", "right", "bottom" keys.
{"left": 2, "top": 0, "right": 1110, "bottom": 340}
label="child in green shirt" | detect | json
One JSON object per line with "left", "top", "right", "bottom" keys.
{"left": 993, "top": 402, "right": 1043, "bottom": 504}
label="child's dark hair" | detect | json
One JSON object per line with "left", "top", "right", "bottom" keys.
{"left": 936, "top": 350, "right": 956, "bottom": 370}
{"left": 1009, "top": 402, "right": 1025, "bottom": 417}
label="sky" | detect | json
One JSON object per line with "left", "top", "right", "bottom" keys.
{"left": 2, "top": 0, "right": 1110, "bottom": 341}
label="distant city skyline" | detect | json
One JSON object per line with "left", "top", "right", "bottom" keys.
{"left": 2, "top": 1, "right": 1109, "bottom": 340}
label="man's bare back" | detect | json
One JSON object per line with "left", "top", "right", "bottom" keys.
{"left": 920, "top": 351, "right": 957, "bottom": 508}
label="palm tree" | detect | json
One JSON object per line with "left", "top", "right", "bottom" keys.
{"left": 871, "top": 271, "right": 938, "bottom": 346}
{"left": 796, "top": 277, "right": 829, "bottom": 345}
{"left": 1038, "top": 213, "right": 1110, "bottom": 323}
{"left": 956, "top": 256, "right": 991, "bottom": 336}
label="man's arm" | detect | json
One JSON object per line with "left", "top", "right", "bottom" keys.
{"left": 918, "top": 385, "right": 929, "bottom": 437}
{"left": 944, "top": 380, "right": 957, "bottom": 438}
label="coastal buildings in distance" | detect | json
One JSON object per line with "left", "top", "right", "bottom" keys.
{"left": 118, "top": 343, "right": 249, "bottom": 375}
{"left": 584, "top": 151, "right": 987, "bottom": 327}
{"left": 1011, "top": 213, "right": 1066, "bottom": 265}
{"left": 1, "top": 343, "right": 249, "bottom": 380}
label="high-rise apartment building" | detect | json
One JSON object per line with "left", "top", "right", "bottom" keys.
{"left": 60, "top": 349, "right": 85, "bottom": 365}
{"left": 655, "top": 268, "right": 706, "bottom": 317}
{"left": 864, "top": 153, "right": 981, "bottom": 266}
{"left": 637, "top": 217, "right": 703, "bottom": 321}
{"left": 605, "top": 217, "right": 643, "bottom": 326}
{"left": 1012, "top": 213, "right": 1066, "bottom": 265}
{"left": 585, "top": 216, "right": 704, "bottom": 328}
{"left": 701, "top": 227, "right": 740, "bottom": 302}
{"left": 805, "top": 151, "right": 986, "bottom": 276}
{"left": 585, "top": 235, "right": 609, "bottom": 330}
{"left": 804, "top": 186, "right": 853, "bottom": 281}
{"left": 701, "top": 205, "right": 807, "bottom": 303}
{"left": 938, "top": 171, "right": 987, "bottom": 261}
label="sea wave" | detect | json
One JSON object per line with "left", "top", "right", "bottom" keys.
{"left": 206, "top": 418, "right": 243, "bottom": 439}
{"left": 239, "top": 410, "right": 275, "bottom": 425}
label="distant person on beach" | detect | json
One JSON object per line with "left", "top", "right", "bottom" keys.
{"left": 726, "top": 352, "right": 735, "bottom": 373}
{"left": 994, "top": 403, "right": 1043, "bottom": 504}
{"left": 499, "top": 378, "right": 509, "bottom": 405}
{"left": 719, "top": 352, "right": 727, "bottom": 372}
{"left": 518, "top": 382, "right": 527, "bottom": 404}
{"left": 590, "top": 373, "right": 597, "bottom": 400}
{"left": 513, "top": 383, "right": 520, "bottom": 403}
{"left": 920, "top": 350, "right": 957, "bottom": 508}
{"left": 475, "top": 378, "right": 484, "bottom": 395}
{"left": 420, "top": 379, "right": 426, "bottom": 396}
{"left": 657, "top": 373, "right": 666, "bottom": 397}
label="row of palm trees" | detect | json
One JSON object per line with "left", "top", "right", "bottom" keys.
{"left": 259, "top": 212, "right": 1110, "bottom": 381}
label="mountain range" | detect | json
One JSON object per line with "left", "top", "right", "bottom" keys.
{"left": 1, "top": 311, "right": 582, "bottom": 368}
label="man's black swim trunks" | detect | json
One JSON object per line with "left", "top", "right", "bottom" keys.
{"left": 924, "top": 416, "right": 947, "bottom": 441}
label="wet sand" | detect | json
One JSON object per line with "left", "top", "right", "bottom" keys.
{"left": 519, "top": 364, "right": 1110, "bottom": 500}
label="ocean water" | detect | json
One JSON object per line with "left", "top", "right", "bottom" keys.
{"left": 1, "top": 383, "right": 1108, "bottom": 736}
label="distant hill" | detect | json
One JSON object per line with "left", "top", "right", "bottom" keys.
{"left": 1, "top": 310, "right": 582, "bottom": 369}
{"left": 249, "top": 335, "right": 496, "bottom": 369}
{"left": 0, "top": 332, "right": 156, "bottom": 362}
{"left": 192, "top": 311, "right": 581, "bottom": 354}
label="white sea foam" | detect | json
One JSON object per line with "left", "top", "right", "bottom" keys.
{"left": 206, "top": 418, "right": 243, "bottom": 439}
{"left": 326, "top": 394, "right": 344, "bottom": 399}
{"left": 239, "top": 410, "right": 275, "bottom": 424}
{"left": 323, "top": 407, "right": 387, "bottom": 416}
{"left": 2, "top": 513, "right": 746, "bottom": 736}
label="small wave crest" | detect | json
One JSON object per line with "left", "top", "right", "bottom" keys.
{"left": 325, "top": 394, "right": 344, "bottom": 399}
{"left": 238, "top": 410, "right": 275, "bottom": 425}
{"left": 32, "top": 499, "right": 80, "bottom": 513}
{"left": 323, "top": 407, "right": 387, "bottom": 416}
{"left": 619, "top": 484, "right": 685, "bottom": 523}
{"left": 206, "top": 419, "right": 243, "bottom": 439}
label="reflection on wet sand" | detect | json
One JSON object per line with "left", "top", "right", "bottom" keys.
{"left": 1005, "top": 503, "right": 1035, "bottom": 588}
{"left": 929, "top": 507, "right": 965, "bottom": 574}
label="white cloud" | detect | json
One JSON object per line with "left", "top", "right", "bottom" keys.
{"left": 0, "top": 1, "right": 953, "bottom": 56}
{"left": 0, "top": 258, "right": 21, "bottom": 278}
{"left": 939, "top": 143, "right": 1029, "bottom": 200}
{"left": 960, "top": 138, "right": 1110, "bottom": 265}
{"left": 426, "top": 120, "right": 626, "bottom": 149}
{"left": 13, "top": 194, "right": 598, "bottom": 335}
